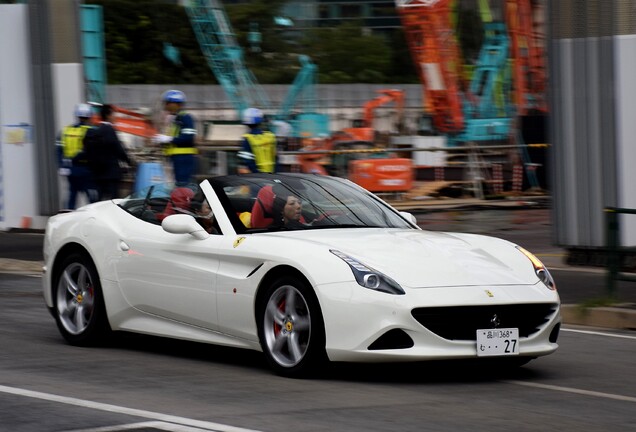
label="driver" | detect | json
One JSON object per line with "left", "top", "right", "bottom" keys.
{"left": 271, "top": 185, "right": 307, "bottom": 229}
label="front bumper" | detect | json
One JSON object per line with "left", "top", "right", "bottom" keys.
{"left": 317, "top": 281, "right": 560, "bottom": 362}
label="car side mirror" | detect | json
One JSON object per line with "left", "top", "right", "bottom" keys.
{"left": 399, "top": 211, "right": 417, "bottom": 226}
{"left": 162, "top": 214, "right": 210, "bottom": 240}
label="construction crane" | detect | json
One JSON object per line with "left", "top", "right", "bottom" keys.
{"left": 396, "top": 0, "right": 465, "bottom": 135}
{"left": 396, "top": 0, "right": 513, "bottom": 144}
{"left": 277, "top": 55, "right": 330, "bottom": 139}
{"left": 185, "top": 0, "right": 330, "bottom": 139}
{"left": 505, "top": 0, "right": 547, "bottom": 114}
{"left": 395, "top": 0, "right": 540, "bottom": 190}
{"left": 279, "top": 55, "right": 318, "bottom": 119}
{"left": 459, "top": 20, "right": 513, "bottom": 143}
{"left": 184, "top": 0, "right": 272, "bottom": 116}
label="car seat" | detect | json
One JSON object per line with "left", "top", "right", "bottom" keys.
{"left": 250, "top": 185, "right": 275, "bottom": 228}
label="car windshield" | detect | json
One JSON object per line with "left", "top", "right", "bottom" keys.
{"left": 208, "top": 173, "right": 414, "bottom": 233}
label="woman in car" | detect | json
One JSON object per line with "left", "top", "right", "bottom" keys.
{"left": 271, "top": 185, "right": 307, "bottom": 229}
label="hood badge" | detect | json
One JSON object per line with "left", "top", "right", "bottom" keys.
{"left": 485, "top": 289, "right": 494, "bottom": 298}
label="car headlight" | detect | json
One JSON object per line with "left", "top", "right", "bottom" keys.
{"left": 331, "top": 250, "right": 405, "bottom": 295}
{"left": 517, "top": 246, "right": 556, "bottom": 290}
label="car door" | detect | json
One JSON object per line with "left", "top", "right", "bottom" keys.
{"left": 114, "top": 215, "right": 221, "bottom": 331}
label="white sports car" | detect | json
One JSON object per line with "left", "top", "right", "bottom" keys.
{"left": 42, "top": 173, "right": 560, "bottom": 376}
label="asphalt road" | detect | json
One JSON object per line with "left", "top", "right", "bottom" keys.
{"left": 1, "top": 273, "right": 636, "bottom": 432}
{"left": 1, "top": 208, "right": 636, "bottom": 430}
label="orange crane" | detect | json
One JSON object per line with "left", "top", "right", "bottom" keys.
{"left": 342, "top": 89, "right": 405, "bottom": 142}
{"left": 505, "top": 0, "right": 547, "bottom": 114}
{"left": 395, "top": 0, "right": 465, "bottom": 134}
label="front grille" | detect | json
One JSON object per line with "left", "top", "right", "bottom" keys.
{"left": 411, "top": 303, "right": 559, "bottom": 341}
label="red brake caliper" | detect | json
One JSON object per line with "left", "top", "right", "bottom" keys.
{"left": 273, "top": 299, "right": 286, "bottom": 336}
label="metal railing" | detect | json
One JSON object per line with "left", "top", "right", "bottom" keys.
{"left": 605, "top": 207, "right": 636, "bottom": 297}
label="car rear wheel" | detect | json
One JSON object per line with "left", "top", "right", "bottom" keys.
{"left": 53, "top": 252, "right": 110, "bottom": 346}
{"left": 257, "top": 276, "right": 327, "bottom": 377}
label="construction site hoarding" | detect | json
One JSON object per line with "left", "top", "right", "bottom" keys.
{"left": 549, "top": 0, "right": 636, "bottom": 249}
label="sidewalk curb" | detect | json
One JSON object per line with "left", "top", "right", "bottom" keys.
{"left": 0, "top": 259, "right": 43, "bottom": 275}
{"left": 388, "top": 197, "right": 549, "bottom": 212}
{"left": 561, "top": 304, "right": 636, "bottom": 330}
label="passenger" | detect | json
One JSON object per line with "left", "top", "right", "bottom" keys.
{"left": 166, "top": 187, "right": 194, "bottom": 215}
{"left": 190, "top": 193, "right": 217, "bottom": 234}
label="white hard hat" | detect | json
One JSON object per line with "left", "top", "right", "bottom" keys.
{"left": 74, "top": 103, "right": 92, "bottom": 118}
{"left": 242, "top": 107, "right": 263, "bottom": 125}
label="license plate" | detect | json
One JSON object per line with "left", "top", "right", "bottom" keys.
{"left": 476, "top": 328, "right": 519, "bottom": 357}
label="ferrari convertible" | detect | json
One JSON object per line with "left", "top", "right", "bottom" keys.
{"left": 42, "top": 173, "right": 560, "bottom": 376}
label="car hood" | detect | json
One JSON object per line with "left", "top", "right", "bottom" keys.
{"left": 285, "top": 228, "right": 537, "bottom": 288}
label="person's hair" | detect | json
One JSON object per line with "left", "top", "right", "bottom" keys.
{"left": 100, "top": 104, "right": 113, "bottom": 121}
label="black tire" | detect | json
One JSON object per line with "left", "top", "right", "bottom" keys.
{"left": 257, "top": 276, "right": 327, "bottom": 377}
{"left": 53, "top": 252, "right": 110, "bottom": 346}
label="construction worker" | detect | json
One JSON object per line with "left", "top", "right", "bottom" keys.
{"left": 153, "top": 90, "right": 198, "bottom": 185}
{"left": 237, "top": 107, "right": 277, "bottom": 174}
{"left": 56, "top": 103, "right": 97, "bottom": 209}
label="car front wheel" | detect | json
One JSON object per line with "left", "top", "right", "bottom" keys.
{"left": 53, "top": 252, "right": 110, "bottom": 346}
{"left": 258, "top": 276, "right": 327, "bottom": 377}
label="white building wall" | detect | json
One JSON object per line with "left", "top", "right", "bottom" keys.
{"left": 615, "top": 35, "right": 636, "bottom": 245}
{"left": 0, "top": 5, "right": 38, "bottom": 230}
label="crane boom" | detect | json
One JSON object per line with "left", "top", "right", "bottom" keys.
{"left": 184, "top": 0, "right": 271, "bottom": 115}
{"left": 505, "top": 0, "right": 547, "bottom": 114}
{"left": 279, "top": 55, "right": 318, "bottom": 119}
{"left": 395, "top": 0, "right": 465, "bottom": 134}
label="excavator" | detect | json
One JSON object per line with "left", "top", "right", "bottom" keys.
{"left": 342, "top": 89, "right": 405, "bottom": 142}
{"left": 296, "top": 89, "right": 413, "bottom": 193}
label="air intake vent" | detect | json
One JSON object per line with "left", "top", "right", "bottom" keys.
{"left": 368, "top": 329, "right": 414, "bottom": 350}
{"left": 411, "top": 303, "right": 558, "bottom": 341}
